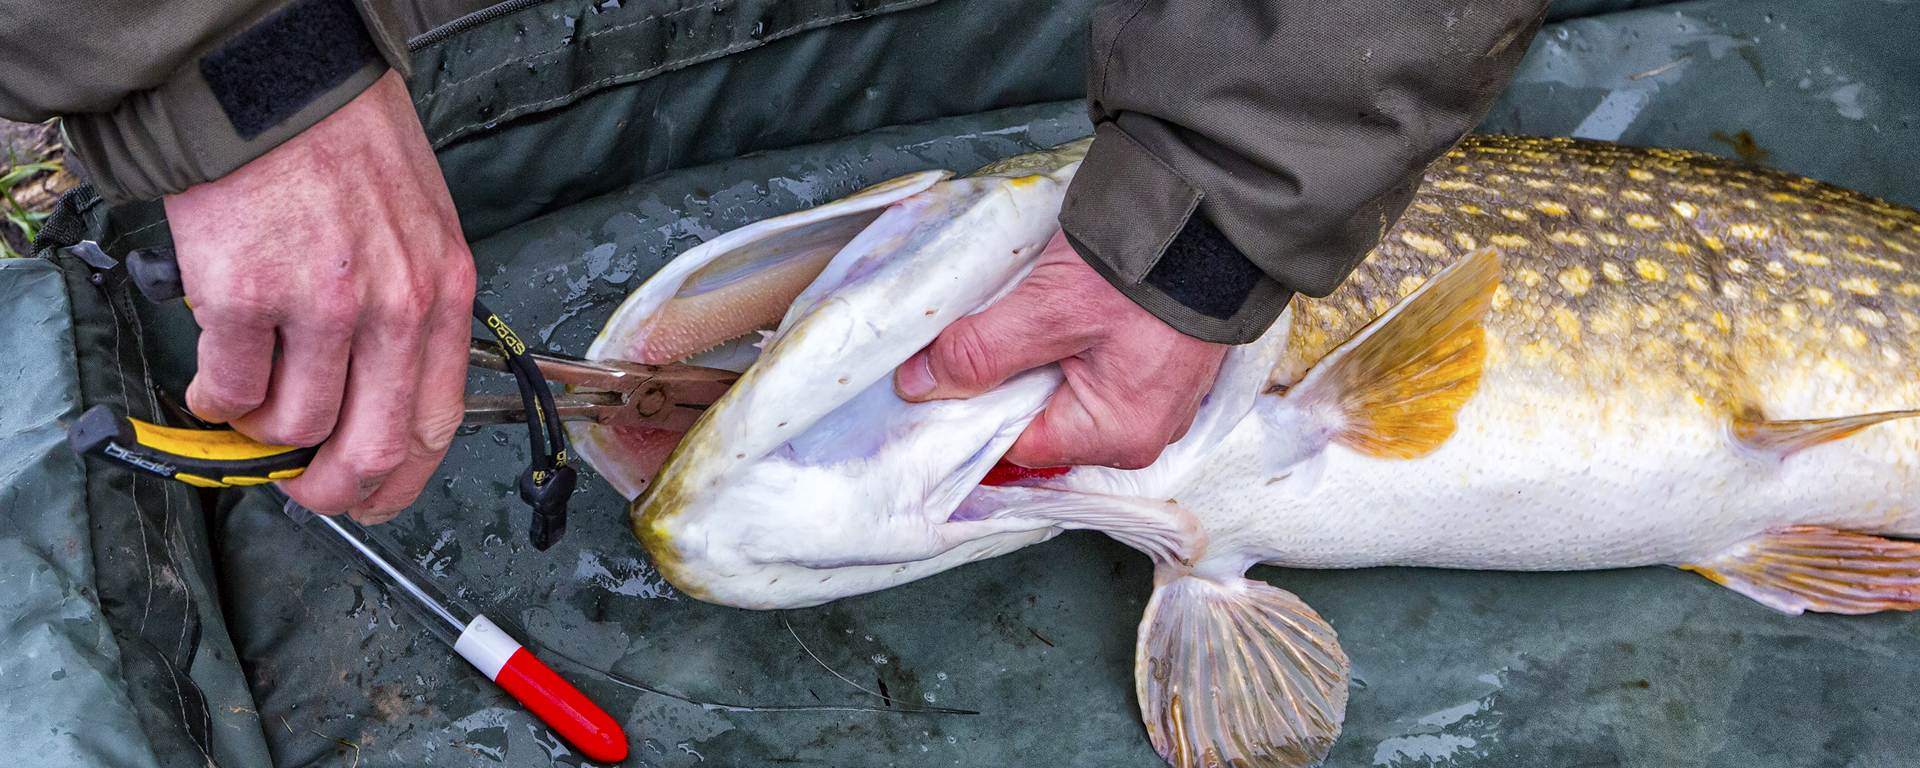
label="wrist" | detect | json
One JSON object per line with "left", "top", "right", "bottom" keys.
{"left": 65, "top": 0, "right": 395, "bottom": 206}
{"left": 1063, "top": 227, "right": 1294, "bottom": 346}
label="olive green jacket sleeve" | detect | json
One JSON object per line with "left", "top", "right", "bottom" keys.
{"left": 1061, "top": 0, "right": 1550, "bottom": 344}
{"left": 0, "top": 0, "right": 413, "bottom": 205}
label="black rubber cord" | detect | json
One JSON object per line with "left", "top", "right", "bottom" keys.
{"left": 473, "top": 298, "right": 576, "bottom": 550}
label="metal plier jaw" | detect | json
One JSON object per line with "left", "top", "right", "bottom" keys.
{"left": 464, "top": 340, "right": 739, "bottom": 433}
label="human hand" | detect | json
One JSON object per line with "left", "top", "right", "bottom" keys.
{"left": 163, "top": 71, "right": 476, "bottom": 523}
{"left": 893, "top": 231, "right": 1228, "bottom": 469}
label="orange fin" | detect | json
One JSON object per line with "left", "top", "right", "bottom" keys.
{"left": 1289, "top": 248, "right": 1501, "bottom": 459}
{"left": 1733, "top": 410, "right": 1920, "bottom": 457}
{"left": 1682, "top": 525, "right": 1920, "bottom": 615}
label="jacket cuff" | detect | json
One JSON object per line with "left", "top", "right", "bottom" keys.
{"left": 1060, "top": 122, "right": 1293, "bottom": 344}
{"left": 61, "top": 0, "right": 394, "bottom": 205}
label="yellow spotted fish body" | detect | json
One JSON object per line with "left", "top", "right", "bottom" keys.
{"left": 1191, "top": 136, "right": 1920, "bottom": 575}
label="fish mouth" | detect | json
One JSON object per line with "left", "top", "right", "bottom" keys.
{"left": 619, "top": 209, "right": 885, "bottom": 365}
{"left": 572, "top": 170, "right": 951, "bottom": 500}
{"left": 602, "top": 144, "right": 1094, "bottom": 608}
{"left": 586, "top": 169, "right": 949, "bottom": 369}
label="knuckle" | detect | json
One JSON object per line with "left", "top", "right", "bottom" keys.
{"left": 192, "top": 386, "right": 263, "bottom": 420}
{"left": 311, "top": 300, "right": 362, "bottom": 336}
{"left": 254, "top": 418, "right": 334, "bottom": 449}
{"left": 439, "top": 254, "right": 477, "bottom": 291}
{"left": 339, "top": 442, "right": 407, "bottom": 481}
{"left": 382, "top": 281, "right": 435, "bottom": 327}
{"left": 413, "top": 402, "right": 465, "bottom": 455}
{"left": 937, "top": 326, "right": 1001, "bottom": 391}
{"left": 201, "top": 293, "right": 280, "bottom": 330}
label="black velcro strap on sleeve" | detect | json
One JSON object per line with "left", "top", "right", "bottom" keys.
{"left": 199, "top": 0, "right": 382, "bottom": 141}
{"left": 1142, "top": 211, "right": 1266, "bottom": 321}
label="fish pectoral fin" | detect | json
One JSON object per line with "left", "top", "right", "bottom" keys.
{"left": 1683, "top": 525, "right": 1920, "bottom": 615}
{"left": 1286, "top": 248, "right": 1500, "bottom": 460}
{"left": 962, "top": 486, "right": 1206, "bottom": 582}
{"left": 1732, "top": 409, "right": 1920, "bottom": 458}
{"left": 1137, "top": 575, "right": 1349, "bottom": 768}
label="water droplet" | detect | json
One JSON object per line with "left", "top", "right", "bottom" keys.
{"left": 492, "top": 432, "right": 510, "bottom": 445}
{"left": 455, "top": 424, "right": 483, "bottom": 437}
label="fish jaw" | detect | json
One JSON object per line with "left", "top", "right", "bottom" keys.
{"left": 636, "top": 145, "right": 1092, "bottom": 607}
{"left": 585, "top": 169, "right": 950, "bottom": 366}
{"left": 573, "top": 170, "right": 950, "bottom": 499}
{"left": 637, "top": 368, "right": 1069, "bottom": 608}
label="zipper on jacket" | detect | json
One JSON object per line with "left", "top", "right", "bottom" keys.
{"left": 408, "top": 0, "right": 551, "bottom": 51}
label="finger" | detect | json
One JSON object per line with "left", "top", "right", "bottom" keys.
{"left": 350, "top": 266, "right": 475, "bottom": 522}
{"left": 895, "top": 287, "right": 1093, "bottom": 402}
{"left": 278, "top": 300, "right": 428, "bottom": 514}
{"left": 185, "top": 303, "right": 280, "bottom": 424}
{"left": 230, "top": 313, "right": 352, "bottom": 447}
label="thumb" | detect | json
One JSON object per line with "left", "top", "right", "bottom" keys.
{"left": 894, "top": 290, "right": 1090, "bottom": 402}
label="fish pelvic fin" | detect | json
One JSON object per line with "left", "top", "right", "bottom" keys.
{"left": 1732, "top": 409, "right": 1920, "bottom": 458}
{"left": 1285, "top": 248, "right": 1501, "bottom": 460}
{"left": 1683, "top": 525, "right": 1920, "bottom": 615}
{"left": 1137, "top": 575, "right": 1349, "bottom": 768}
{"left": 965, "top": 486, "right": 1206, "bottom": 584}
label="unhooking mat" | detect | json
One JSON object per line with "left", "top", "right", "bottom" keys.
{"left": 204, "top": 1, "right": 1920, "bottom": 766}
{"left": 8, "top": 0, "right": 1916, "bottom": 766}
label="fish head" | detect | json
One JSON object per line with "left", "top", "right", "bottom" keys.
{"left": 568, "top": 169, "right": 951, "bottom": 498}
{"left": 580, "top": 140, "right": 1102, "bottom": 608}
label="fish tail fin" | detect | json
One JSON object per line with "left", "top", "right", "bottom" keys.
{"left": 1285, "top": 248, "right": 1501, "bottom": 459}
{"left": 1136, "top": 574, "right": 1350, "bottom": 768}
{"left": 1683, "top": 525, "right": 1920, "bottom": 614}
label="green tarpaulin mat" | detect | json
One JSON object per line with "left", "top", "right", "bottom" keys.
{"left": 10, "top": 0, "right": 1918, "bottom": 765}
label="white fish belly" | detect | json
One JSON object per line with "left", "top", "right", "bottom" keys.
{"left": 1179, "top": 390, "right": 1920, "bottom": 572}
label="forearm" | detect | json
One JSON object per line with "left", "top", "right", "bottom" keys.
{"left": 1061, "top": 0, "right": 1551, "bottom": 343}
{"left": 0, "top": 0, "right": 412, "bottom": 204}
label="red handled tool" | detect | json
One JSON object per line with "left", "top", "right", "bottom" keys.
{"left": 273, "top": 487, "right": 629, "bottom": 762}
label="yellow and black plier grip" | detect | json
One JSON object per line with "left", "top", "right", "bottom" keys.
{"left": 67, "top": 404, "right": 315, "bottom": 488}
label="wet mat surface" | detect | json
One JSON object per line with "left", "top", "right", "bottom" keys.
{"left": 219, "top": 1, "right": 1920, "bottom": 766}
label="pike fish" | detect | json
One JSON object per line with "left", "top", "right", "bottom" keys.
{"left": 574, "top": 135, "right": 1920, "bottom": 768}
